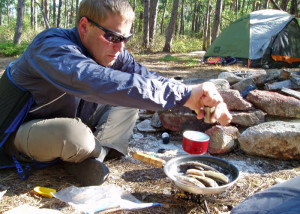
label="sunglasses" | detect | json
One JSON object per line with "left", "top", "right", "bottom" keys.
{"left": 87, "top": 18, "right": 132, "bottom": 44}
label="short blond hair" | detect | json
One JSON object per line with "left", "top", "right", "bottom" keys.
{"left": 77, "top": 0, "right": 135, "bottom": 27}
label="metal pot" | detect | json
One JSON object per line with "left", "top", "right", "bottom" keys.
{"left": 132, "top": 152, "right": 239, "bottom": 195}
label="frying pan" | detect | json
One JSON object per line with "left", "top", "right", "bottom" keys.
{"left": 132, "top": 151, "right": 239, "bottom": 195}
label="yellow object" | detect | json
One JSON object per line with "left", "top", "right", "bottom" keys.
{"left": 33, "top": 186, "right": 56, "bottom": 198}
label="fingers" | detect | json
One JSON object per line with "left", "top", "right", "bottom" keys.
{"left": 201, "top": 82, "right": 223, "bottom": 107}
{"left": 211, "top": 102, "right": 232, "bottom": 125}
{"left": 184, "top": 82, "right": 232, "bottom": 125}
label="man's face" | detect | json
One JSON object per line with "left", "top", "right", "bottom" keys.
{"left": 79, "top": 14, "right": 132, "bottom": 67}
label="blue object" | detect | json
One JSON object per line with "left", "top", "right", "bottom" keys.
{"left": 232, "top": 176, "right": 300, "bottom": 214}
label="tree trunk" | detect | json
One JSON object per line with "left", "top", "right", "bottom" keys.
{"left": 13, "top": 0, "right": 25, "bottom": 44}
{"left": 235, "top": 0, "right": 239, "bottom": 19}
{"left": 35, "top": 1, "right": 50, "bottom": 29}
{"left": 30, "top": 0, "right": 34, "bottom": 28}
{"left": 191, "top": 1, "right": 196, "bottom": 32}
{"left": 57, "top": 0, "right": 62, "bottom": 28}
{"left": 206, "top": 6, "right": 212, "bottom": 49}
{"left": 202, "top": 0, "right": 210, "bottom": 50}
{"left": 65, "top": 0, "right": 68, "bottom": 28}
{"left": 7, "top": 0, "right": 9, "bottom": 24}
{"left": 149, "top": 0, "right": 158, "bottom": 47}
{"left": 280, "top": 0, "right": 289, "bottom": 10}
{"left": 45, "top": 0, "right": 49, "bottom": 23}
{"left": 132, "top": 0, "right": 136, "bottom": 33}
{"left": 34, "top": 2, "right": 37, "bottom": 30}
{"left": 163, "top": 0, "right": 180, "bottom": 52}
{"left": 0, "top": 1, "right": 2, "bottom": 25}
{"left": 246, "top": 0, "right": 250, "bottom": 13}
{"left": 195, "top": 2, "right": 201, "bottom": 32}
{"left": 53, "top": 0, "right": 56, "bottom": 27}
{"left": 290, "top": 0, "right": 298, "bottom": 16}
{"left": 143, "top": 0, "right": 149, "bottom": 49}
{"left": 160, "top": 0, "right": 167, "bottom": 34}
{"left": 70, "top": 0, "right": 74, "bottom": 26}
{"left": 241, "top": 0, "right": 245, "bottom": 15}
{"left": 263, "top": 0, "right": 270, "bottom": 9}
{"left": 179, "top": 0, "right": 185, "bottom": 35}
{"left": 212, "top": 0, "right": 222, "bottom": 43}
{"left": 75, "top": 0, "right": 79, "bottom": 23}
{"left": 270, "top": 0, "right": 281, "bottom": 10}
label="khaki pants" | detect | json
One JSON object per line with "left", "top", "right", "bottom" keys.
{"left": 4, "top": 105, "right": 138, "bottom": 163}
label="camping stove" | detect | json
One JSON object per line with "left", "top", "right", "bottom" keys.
{"left": 171, "top": 184, "right": 205, "bottom": 203}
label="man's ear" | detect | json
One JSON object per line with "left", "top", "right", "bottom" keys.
{"left": 78, "top": 17, "right": 89, "bottom": 39}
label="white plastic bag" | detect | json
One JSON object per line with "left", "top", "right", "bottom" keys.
{"left": 53, "top": 185, "right": 161, "bottom": 214}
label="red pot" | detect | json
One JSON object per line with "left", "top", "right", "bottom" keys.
{"left": 182, "top": 131, "right": 210, "bottom": 154}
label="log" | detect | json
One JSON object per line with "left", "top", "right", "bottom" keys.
{"left": 264, "top": 80, "right": 300, "bottom": 91}
{"left": 281, "top": 87, "right": 300, "bottom": 100}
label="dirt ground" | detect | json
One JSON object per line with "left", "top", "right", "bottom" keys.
{"left": 0, "top": 54, "right": 299, "bottom": 214}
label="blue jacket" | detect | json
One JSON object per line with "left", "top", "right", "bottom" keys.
{"left": 9, "top": 27, "right": 191, "bottom": 122}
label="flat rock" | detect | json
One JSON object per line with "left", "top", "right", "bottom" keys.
{"left": 238, "top": 121, "right": 300, "bottom": 160}
{"left": 231, "top": 110, "right": 266, "bottom": 127}
{"left": 158, "top": 106, "right": 214, "bottom": 132}
{"left": 137, "top": 119, "right": 160, "bottom": 132}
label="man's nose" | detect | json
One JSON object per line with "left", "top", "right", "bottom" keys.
{"left": 113, "top": 41, "right": 125, "bottom": 51}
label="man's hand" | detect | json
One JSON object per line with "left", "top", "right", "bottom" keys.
{"left": 184, "top": 82, "right": 232, "bottom": 125}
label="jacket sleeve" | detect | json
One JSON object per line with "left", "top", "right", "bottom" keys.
{"left": 17, "top": 30, "right": 192, "bottom": 111}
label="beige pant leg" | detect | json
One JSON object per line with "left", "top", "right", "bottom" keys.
{"left": 13, "top": 118, "right": 100, "bottom": 163}
{"left": 91, "top": 106, "right": 139, "bottom": 155}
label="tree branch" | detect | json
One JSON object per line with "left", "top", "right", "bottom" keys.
{"left": 34, "top": 1, "right": 50, "bottom": 29}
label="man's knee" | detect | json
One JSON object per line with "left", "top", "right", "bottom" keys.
{"left": 15, "top": 118, "right": 97, "bottom": 162}
{"left": 59, "top": 118, "right": 97, "bottom": 162}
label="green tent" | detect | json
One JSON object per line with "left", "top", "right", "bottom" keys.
{"left": 204, "top": 9, "right": 300, "bottom": 68}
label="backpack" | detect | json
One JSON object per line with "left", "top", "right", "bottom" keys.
{"left": 0, "top": 63, "right": 60, "bottom": 179}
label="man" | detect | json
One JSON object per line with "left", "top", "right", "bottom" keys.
{"left": 1, "top": 0, "right": 232, "bottom": 186}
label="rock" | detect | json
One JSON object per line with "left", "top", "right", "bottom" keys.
{"left": 139, "top": 109, "right": 154, "bottom": 120}
{"left": 182, "top": 78, "right": 230, "bottom": 90}
{"left": 218, "top": 72, "right": 243, "bottom": 85}
{"left": 231, "top": 110, "right": 266, "bottom": 127}
{"left": 205, "top": 125, "right": 239, "bottom": 154}
{"left": 151, "top": 112, "right": 162, "bottom": 128}
{"left": 246, "top": 90, "right": 300, "bottom": 118}
{"left": 137, "top": 119, "right": 159, "bottom": 132}
{"left": 238, "top": 121, "right": 300, "bottom": 160}
{"left": 183, "top": 78, "right": 208, "bottom": 85}
{"left": 158, "top": 106, "right": 214, "bottom": 132}
{"left": 219, "top": 89, "right": 254, "bottom": 111}
{"left": 247, "top": 69, "right": 268, "bottom": 84}
{"left": 209, "top": 79, "right": 230, "bottom": 90}
{"left": 231, "top": 78, "right": 257, "bottom": 92}
{"left": 265, "top": 69, "right": 281, "bottom": 82}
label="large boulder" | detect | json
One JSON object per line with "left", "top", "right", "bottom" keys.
{"left": 238, "top": 121, "right": 300, "bottom": 160}
{"left": 246, "top": 90, "right": 300, "bottom": 118}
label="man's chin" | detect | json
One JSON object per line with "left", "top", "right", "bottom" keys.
{"left": 99, "top": 59, "right": 115, "bottom": 67}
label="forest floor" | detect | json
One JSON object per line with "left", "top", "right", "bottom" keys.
{"left": 0, "top": 53, "right": 299, "bottom": 214}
